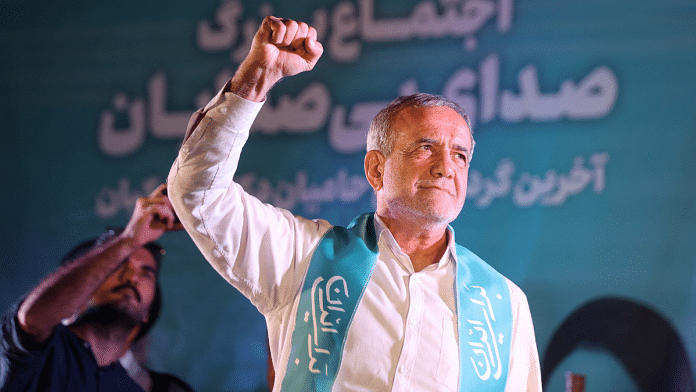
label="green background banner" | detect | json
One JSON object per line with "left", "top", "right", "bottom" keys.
{"left": 2, "top": 0, "right": 695, "bottom": 390}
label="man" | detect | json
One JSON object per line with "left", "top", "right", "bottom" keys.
{"left": 0, "top": 184, "right": 194, "bottom": 392}
{"left": 168, "top": 16, "right": 541, "bottom": 391}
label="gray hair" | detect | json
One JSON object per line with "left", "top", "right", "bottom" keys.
{"left": 366, "top": 93, "right": 475, "bottom": 159}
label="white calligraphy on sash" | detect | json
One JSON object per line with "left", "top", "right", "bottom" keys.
{"left": 301, "top": 276, "right": 350, "bottom": 374}
{"left": 466, "top": 286, "right": 505, "bottom": 381}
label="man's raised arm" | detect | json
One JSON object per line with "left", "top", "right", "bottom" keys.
{"left": 167, "top": 17, "right": 328, "bottom": 311}
{"left": 17, "top": 185, "right": 181, "bottom": 344}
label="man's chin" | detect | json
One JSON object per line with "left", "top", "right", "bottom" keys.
{"left": 419, "top": 204, "right": 461, "bottom": 224}
{"left": 78, "top": 303, "right": 146, "bottom": 329}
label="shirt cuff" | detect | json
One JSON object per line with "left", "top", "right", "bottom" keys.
{"left": 202, "top": 84, "right": 265, "bottom": 134}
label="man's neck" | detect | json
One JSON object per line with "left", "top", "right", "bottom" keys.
{"left": 70, "top": 322, "right": 138, "bottom": 367}
{"left": 377, "top": 214, "right": 450, "bottom": 272}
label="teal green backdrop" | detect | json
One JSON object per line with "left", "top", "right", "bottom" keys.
{"left": 1, "top": 1, "right": 695, "bottom": 391}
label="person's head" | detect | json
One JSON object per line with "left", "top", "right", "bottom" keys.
{"left": 366, "top": 93, "right": 474, "bottom": 159}
{"left": 61, "top": 228, "right": 163, "bottom": 342}
{"left": 364, "top": 93, "right": 474, "bottom": 227}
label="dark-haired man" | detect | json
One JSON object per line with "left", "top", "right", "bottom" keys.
{"left": 0, "top": 184, "right": 194, "bottom": 392}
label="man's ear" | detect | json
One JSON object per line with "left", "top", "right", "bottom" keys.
{"left": 364, "top": 150, "right": 385, "bottom": 191}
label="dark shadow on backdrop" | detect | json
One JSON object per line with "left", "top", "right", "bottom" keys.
{"left": 541, "top": 296, "right": 695, "bottom": 392}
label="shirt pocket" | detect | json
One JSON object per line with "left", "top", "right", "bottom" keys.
{"left": 435, "top": 315, "right": 459, "bottom": 388}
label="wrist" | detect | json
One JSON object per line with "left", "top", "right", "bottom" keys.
{"left": 228, "top": 63, "right": 280, "bottom": 102}
{"left": 115, "top": 230, "right": 141, "bottom": 257}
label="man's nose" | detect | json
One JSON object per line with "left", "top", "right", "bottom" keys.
{"left": 117, "top": 261, "right": 138, "bottom": 283}
{"left": 431, "top": 152, "right": 454, "bottom": 178}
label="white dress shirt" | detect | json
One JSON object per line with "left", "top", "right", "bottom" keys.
{"left": 168, "top": 85, "right": 542, "bottom": 391}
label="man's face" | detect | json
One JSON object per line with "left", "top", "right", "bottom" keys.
{"left": 88, "top": 248, "right": 158, "bottom": 324}
{"left": 377, "top": 106, "right": 472, "bottom": 226}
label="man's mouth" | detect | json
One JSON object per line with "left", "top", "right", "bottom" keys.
{"left": 112, "top": 284, "right": 141, "bottom": 302}
{"left": 418, "top": 182, "right": 454, "bottom": 195}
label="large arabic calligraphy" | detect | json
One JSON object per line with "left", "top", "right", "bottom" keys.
{"left": 197, "top": 0, "right": 513, "bottom": 62}
{"left": 96, "top": 0, "right": 619, "bottom": 158}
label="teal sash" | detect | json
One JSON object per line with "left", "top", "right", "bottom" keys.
{"left": 280, "top": 213, "right": 512, "bottom": 391}
{"left": 455, "top": 244, "right": 512, "bottom": 391}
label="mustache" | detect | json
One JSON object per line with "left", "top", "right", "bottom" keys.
{"left": 417, "top": 180, "right": 454, "bottom": 192}
{"left": 111, "top": 283, "right": 141, "bottom": 302}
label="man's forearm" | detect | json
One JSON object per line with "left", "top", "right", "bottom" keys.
{"left": 17, "top": 234, "right": 139, "bottom": 343}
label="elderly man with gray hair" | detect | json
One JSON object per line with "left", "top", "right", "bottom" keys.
{"left": 168, "top": 16, "right": 541, "bottom": 392}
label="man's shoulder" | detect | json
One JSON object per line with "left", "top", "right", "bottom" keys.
{"left": 452, "top": 243, "right": 494, "bottom": 271}
{"left": 319, "top": 213, "right": 378, "bottom": 249}
{"left": 453, "top": 243, "right": 526, "bottom": 288}
{"left": 1, "top": 299, "right": 72, "bottom": 353}
{"left": 453, "top": 244, "right": 529, "bottom": 301}
{"left": 2, "top": 309, "right": 76, "bottom": 356}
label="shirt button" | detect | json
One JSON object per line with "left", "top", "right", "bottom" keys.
{"left": 410, "top": 318, "right": 418, "bottom": 326}
{"left": 399, "top": 366, "right": 408, "bottom": 374}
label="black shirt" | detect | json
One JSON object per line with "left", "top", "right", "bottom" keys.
{"left": 0, "top": 302, "right": 194, "bottom": 392}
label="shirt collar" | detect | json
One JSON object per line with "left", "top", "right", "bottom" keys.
{"left": 373, "top": 214, "right": 455, "bottom": 271}
{"left": 119, "top": 350, "right": 152, "bottom": 392}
